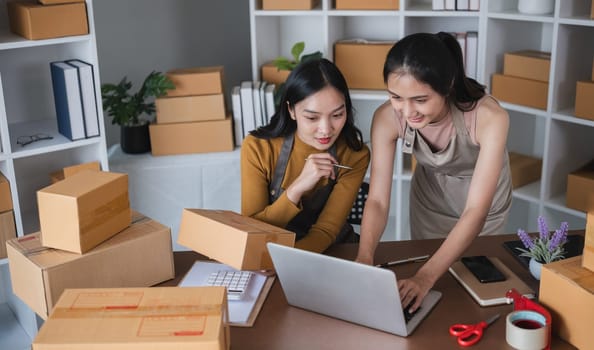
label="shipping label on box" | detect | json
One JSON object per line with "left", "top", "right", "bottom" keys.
{"left": 37, "top": 170, "right": 131, "bottom": 254}
{"left": 178, "top": 209, "right": 296, "bottom": 270}
{"left": 503, "top": 50, "right": 551, "bottom": 82}
{"left": 508, "top": 152, "right": 542, "bottom": 189}
{"left": 166, "top": 66, "right": 224, "bottom": 97}
{"left": 334, "top": 40, "right": 395, "bottom": 90}
{"left": 156, "top": 94, "right": 226, "bottom": 124}
{"left": 575, "top": 81, "right": 594, "bottom": 121}
{"left": 335, "top": 0, "right": 399, "bottom": 10}
{"left": 49, "top": 161, "right": 101, "bottom": 184}
{"left": 6, "top": 212, "right": 174, "bottom": 319}
{"left": 262, "top": 0, "right": 320, "bottom": 10}
{"left": 7, "top": 1, "right": 89, "bottom": 40}
{"left": 0, "top": 171, "right": 13, "bottom": 212}
{"left": 0, "top": 210, "right": 16, "bottom": 259}
{"left": 539, "top": 256, "right": 594, "bottom": 350}
{"left": 32, "top": 286, "right": 229, "bottom": 350}
{"left": 566, "top": 161, "right": 594, "bottom": 213}
{"left": 261, "top": 62, "right": 291, "bottom": 86}
{"left": 491, "top": 74, "right": 548, "bottom": 110}
{"left": 149, "top": 118, "right": 234, "bottom": 156}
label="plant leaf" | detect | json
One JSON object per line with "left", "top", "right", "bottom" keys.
{"left": 291, "top": 41, "right": 305, "bottom": 62}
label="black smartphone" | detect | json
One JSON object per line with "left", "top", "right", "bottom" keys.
{"left": 461, "top": 256, "right": 506, "bottom": 283}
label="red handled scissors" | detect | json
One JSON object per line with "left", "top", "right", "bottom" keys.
{"left": 449, "top": 313, "right": 500, "bottom": 346}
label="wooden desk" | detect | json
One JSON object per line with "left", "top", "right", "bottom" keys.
{"left": 163, "top": 233, "right": 579, "bottom": 350}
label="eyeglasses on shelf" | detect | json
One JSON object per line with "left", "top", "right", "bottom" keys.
{"left": 16, "top": 133, "right": 54, "bottom": 147}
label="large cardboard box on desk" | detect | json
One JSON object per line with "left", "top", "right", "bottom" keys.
{"left": 0, "top": 171, "right": 13, "bottom": 212}
{"left": 539, "top": 256, "right": 594, "bottom": 350}
{"left": 37, "top": 170, "right": 131, "bottom": 254}
{"left": 155, "top": 94, "right": 226, "bottom": 124}
{"left": 574, "top": 81, "right": 594, "bottom": 121}
{"left": 583, "top": 211, "right": 594, "bottom": 271}
{"left": 6, "top": 212, "right": 174, "bottom": 319}
{"left": 178, "top": 209, "right": 296, "bottom": 270}
{"left": 566, "top": 160, "right": 594, "bottom": 213}
{"left": 149, "top": 118, "right": 234, "bottom": 156}
{"left": 32, "top": 286, "right": 229, "bottom": 350}
{"left": 491, "top": 74, "right": 548, "bottom": 110}
{"left": 7, "top": 1, "right": 88, "bottom": 40}
{"left": 503, "top": 50, "right": 551, "bottom": 82}
{"left": 166, "top": 66, "right": 224, "bottom": 97}
{"left": 334, "top": 40, "right": 394, "bottom": 90}
{"left": 508, "top": 152, "right": 542, "bottom": 189}
{"left": 49, "top": 160, "right": 101, "bottom": 184}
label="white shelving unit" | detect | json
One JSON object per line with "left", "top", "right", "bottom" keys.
{"left": 0, "top": 0, "right": 108, "bottom": 347}
{"left": 249, "top": 0, "right": 594, "bottom": 241}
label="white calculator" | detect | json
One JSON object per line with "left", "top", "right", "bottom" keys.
{"left": 206, "top": 270, "right": 254, "bottom": 300}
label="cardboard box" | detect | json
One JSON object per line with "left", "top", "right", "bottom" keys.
{"left": 575, "top": 80, "right": 594, "bottom": 121}
{"left": 37, "top": 170, "right": 131, "bottom": 254}
{"left": 584, "top": 212, "right": 594, "bottom": 271}
{"left": 503, "top": 50, "right": 551, "bottom": 82}
{"left": 6, "top": 212, "right": 174, "bottom": 319}
{"left": 566, "top": 161, "right": 594, "bottom": 213}
{"left": 262, "top": 0, "right": 320, "bottom": 10}
{"left": 508, "top": 152, "right": 542, "bottom": 189}
{"left": 149, "top": 118, "right": 234, "bottom": 156}
{"left": 0, "top": 210, "right": 16, "bottom": 259}
{"left": 156, "top": 94, "right": 226, "bottom": 124}
{"left": 334, "top": 40, "right": 395, "bottom": 90}
{"left": 491, "top": 74, "right": 548, "bottom": 110}
{"left": 49, "top": 161, "right": 101, "bottom": 184}
{"left": 7, "top": 1, "right": 89, "bottom": 40}
{"left": 539, "top": 256, "right": 594, "bottom": 350}
{"left": 335, "top": 0, "right": 399, "bottom": 10}
{"left": 591, "top": 57, "right": 594, "bottom": 81}
{"left": 178, "top": 209, "right": 296, "bottom": 270}
{"left": 166, "top": 66, "right": 224, "bottom": 97}
{"left": 38, "top": 0, "right": 83, "bottom": 4}
{"left": 591, "top": 0, "right": 594, "bottom": 19}
{"left": 261, "top": 62, "right": 291, "bottom": 86}
{"left": 32, "top": 287, "right": 229, "bottom": 350}
{"left": 0, "top": 171, "right": 13, "bottom": 212}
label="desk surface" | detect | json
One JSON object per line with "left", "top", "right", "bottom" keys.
{"left": 162, "top": 233, "right": 579, "bottom": 350}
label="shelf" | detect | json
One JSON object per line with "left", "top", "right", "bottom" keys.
{"left": 512, "top": 181, "right": 541, "bottom": 203}
{"left": 0, "top": 32, "right": 90, "bottom": 51}
{"left": 0, "top": 303, "right": 32, "bottom": 350}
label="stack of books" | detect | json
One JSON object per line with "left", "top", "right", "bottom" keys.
{"left": 231, "top": 81, "right": 276, "bottom": 145}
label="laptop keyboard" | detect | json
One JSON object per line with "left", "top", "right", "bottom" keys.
{"left": 403, "top": 304, "right": 421, "bottom": 323}
{"left": 206, "top": 270, "right": 253, "bottom": 300}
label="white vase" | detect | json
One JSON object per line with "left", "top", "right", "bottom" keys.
{"left": 529, "top": 258, "right": 543, "bottom": 280}
{"left": 517, "top": 0, "right": 554, "bottom": 15}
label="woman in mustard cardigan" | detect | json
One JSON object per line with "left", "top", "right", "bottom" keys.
{"left": 241, "top": 58, "right": 370, "bottom": 253}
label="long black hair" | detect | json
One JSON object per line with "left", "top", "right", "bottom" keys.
{"left": 251, "top": 58, "right": 365, "bottom": 151}
{"left": 383, "top": 32, "right": 485, "bottom": 112}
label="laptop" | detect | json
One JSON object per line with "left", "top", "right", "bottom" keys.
{"left": 267, "top": 242, "right": 442, "bottom": 336}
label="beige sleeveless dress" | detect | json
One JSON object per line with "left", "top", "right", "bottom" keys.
{"left": 402, "top": 104, "right": 512, "bottom": 240}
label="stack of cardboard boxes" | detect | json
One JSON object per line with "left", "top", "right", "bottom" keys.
{"left": 150, "top": 66, "right": 234, "bottom": 156}
{"left": 7, "top": 0, "right": 89, "bottom": 40}
{"left": 539, "top": 212, "right": 594, "bottom": 350}
{"left": 0, "top": 172, "right": 16, "bottom": 260}
{"left": 491, "top": 50, "right": 551, "bottom": 110}
{"left": 574, "top": 58, "right": 594, "bottom": 122}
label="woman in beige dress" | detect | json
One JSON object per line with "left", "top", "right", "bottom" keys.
{"left": 356, "top": 32, "right": 512, "bottom": 312}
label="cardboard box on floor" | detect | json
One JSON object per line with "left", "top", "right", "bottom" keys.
{"left": 491, "top": 74, "right": 548, "bottom": 110}
{"left": 49, "top": 161, "right": 101, "bottom": 184}
{"left": 539, "top": 256, "right": 594, "bottom": 350}
{"left": 334, "top": 40, "right": 394, "bottom": 90}
{"left": 575, "top": 81, "right": 594, "bottom": 121}
{"left": 508, "top": 152, "right": 542, "bottom": 189}
{"left": 7, "top": 1, "right": 88, "bottom": 40}
{"left": 262, "top": 0, "right": 319, "bottom": 10}
{"left": 32, "top": 286, "right": 229, "bottom": 350}
{"left": 261, "top": 62, "right": 291, "bottom": 86}
{"left": 0, "top": 171, "right": 13, "bottom": 212}
{"left": 6, "top": 212, "right": 174, "bottom": 319}
{"left": 583, "top": 212, "right": 594, "bottom": 271}
{"left": 178, "top": 209, "right": 296, "bottom": 271}
{"left": 566, "top": 160, "right": 594, "bottom": 213}
{"left": 335, "top": 0, "right": 398, "bottom": 10}
{"left": 0, "top": 210, "right": 16, "bottom": 259}
{"left": 166, "top": 66, "right": 224, "bottom": 97}
{"left": 156, "top": 94, "right": 226, "bottom": 124}
{"left": 37, "top": 170, "right": 131, "bottom": 254}
{"left": 149, "top": 118, "right": 234, "bottom": 156}
{"left": 503, "top": 50, "right": 551, "bottom": 82}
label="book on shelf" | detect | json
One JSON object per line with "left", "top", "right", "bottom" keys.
{"left": 469, "top": 0, "right": 479, "bottom": 11}
{"left": 258, "top": 81, "right": 268, "bottom": 127}
{"left": 231, "top": 85, "right": 243, "bottom": 146}
{"left": 50, "top": 61, "right": 86, "bottom": 141}
{"left": 240, "top": 81, "right": 256, "bottom": 137}
{"left": 432, "top": 0, "right": 445, "bottom": 10}
{"left": 265, "top": 83, "right": 276, "bottom": 123}
{"left": 252, "top": 81, "right": 264, "bottom": 129}
{"left": 456, "top": 0, "right": 469, "bottom": 10}
{"left": 66, "top": 59, "right": 100, "bottom": 138}
{"left": 444, "top": 0, "right": 455, "bottom": 10}
{"left": 465, "top": 31, "right": 478, "bottom": 79}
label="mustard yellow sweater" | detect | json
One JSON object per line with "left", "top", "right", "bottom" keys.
{"left": 241, "top": 134, "right": 370, "bottom": 253}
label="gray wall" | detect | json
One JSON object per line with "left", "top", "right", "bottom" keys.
{"left": 93, "top": 0, "right": 252, "bottom": 148}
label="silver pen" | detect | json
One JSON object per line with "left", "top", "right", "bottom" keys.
{"left": 375, "top": 254, "right": 430, "bottom": 268}
{"left": 305, "top": 158, "right": 353, "bottom": 170}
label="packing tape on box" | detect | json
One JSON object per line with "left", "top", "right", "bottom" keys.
{"left": 505, "top": 310, "right": 548, "bottom": 350}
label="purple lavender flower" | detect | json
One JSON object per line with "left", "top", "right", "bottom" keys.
{"left": 518, "top": 228, "right": 534, "bottom": 249}
{"left": 538, "top": 216, "right": 549, "bottom": 240}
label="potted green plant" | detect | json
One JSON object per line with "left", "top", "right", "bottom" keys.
{"left": 101, "top": 71, "right": 175, "bottom": 154}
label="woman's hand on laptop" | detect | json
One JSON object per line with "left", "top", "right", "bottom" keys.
{"left": 398, "top": 272, "right": 433, "bottom": 312}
